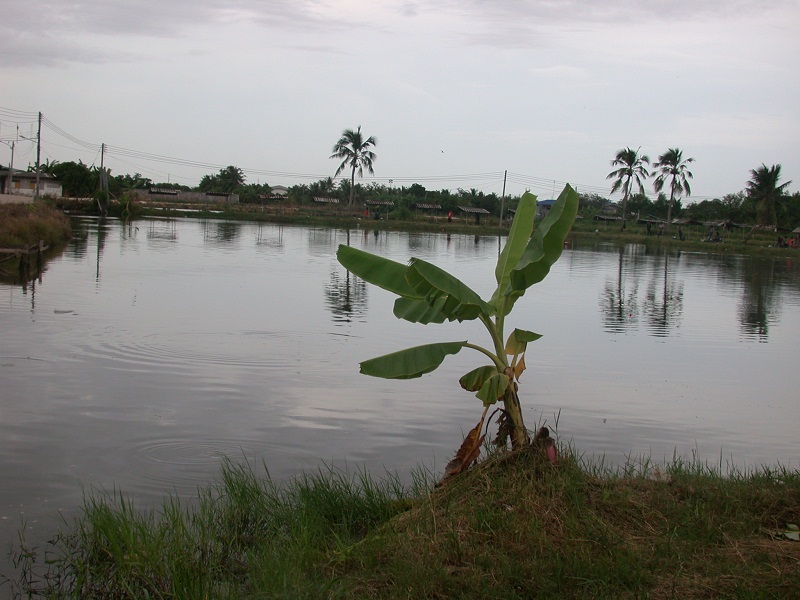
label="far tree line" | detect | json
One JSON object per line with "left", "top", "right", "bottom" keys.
{"left": 28, "top": 131, "right": 798, "bottom": 229}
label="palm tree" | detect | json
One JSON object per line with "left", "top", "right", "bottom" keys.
{"left": 746, "top": 164, "right": 791, "bottom": 227}
{"left": 607, "top": 147, "right": 650, "bottom": 231}
{"left": 218, "top": 165, "right": 245, "bottom": 193}
{"left": 330, "top": 126, "right": 377, "bottom": 206}
{"left": 653, "top": 148, "right": 694, "bottom": 233}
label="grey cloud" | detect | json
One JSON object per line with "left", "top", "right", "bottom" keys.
{"left": 3, "top": 0, "right": 352, "bottom": 66}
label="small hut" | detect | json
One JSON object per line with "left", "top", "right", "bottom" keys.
{"left": 459, "top": 206, "right": 490, "bottom": 225}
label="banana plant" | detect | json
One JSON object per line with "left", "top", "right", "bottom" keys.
{"left": 337, "top": 185, "right": 578, "bottom": 474}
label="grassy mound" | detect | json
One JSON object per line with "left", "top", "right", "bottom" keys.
{"left": 5, "top": 451, "right": 799, "bottom": 598}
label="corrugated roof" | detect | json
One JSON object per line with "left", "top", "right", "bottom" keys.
{"left": 313, "top": 196, "right": 340, "bottom": 204}
{"left": 458, "top": 206, "right": 490, "bottom": 214}
{"left": 413, "top": 203, "right": 442, "bottom": 210}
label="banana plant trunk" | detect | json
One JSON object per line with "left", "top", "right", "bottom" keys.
{"left": 503, "top": 386, "right": 530, "bottom": 449}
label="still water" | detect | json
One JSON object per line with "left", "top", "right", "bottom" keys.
{"left": 1, "top": 217, "right": 799, "bottom": 564}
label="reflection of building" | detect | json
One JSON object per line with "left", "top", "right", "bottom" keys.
{"left": 0, "top": 169, "right": 62, "bottom": 197}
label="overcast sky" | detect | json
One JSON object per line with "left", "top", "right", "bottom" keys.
{"left": 1, "top": 0, "right": 798, "bottom": 200}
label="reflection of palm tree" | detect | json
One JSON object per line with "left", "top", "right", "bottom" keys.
{"left": 643, "top": 253, "right": 684, "bottom": 336}
{"left": 607, "top": 147, "right": 650, "bottom": 231}
{"left": 653, "top": 148, "right": 694, "bottom": 233}
{"left": 324, "top": 268, "right": 368, "bottom": 324}
{"left": 600, "top": 246, "right": 641, "bottom": 332}
{"left": 330, "top": 126, "right": 377, "bottom": 206}
{"left": 738, "top": 258, "right": 779, "bottom": 340}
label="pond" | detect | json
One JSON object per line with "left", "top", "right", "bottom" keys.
{"left": 1, "top": 216, "right": 799, "bottom": 571}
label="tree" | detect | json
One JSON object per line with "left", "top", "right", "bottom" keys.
{"left": 218, "top": 166, "right": 245, "bottom": 193}
{"left": 746, "top": 164, "right": 791, "bottom": 227}
{"left": 198, "top": 166, "right": 245, "bottom": 194}
{"left": 330, "top": 126, "right": 377, "bottom": 206}
{"left": 652, "top": 148, "right": 694, "bottom": 233}
{"left": 607, "top": 147, "right": 650, "bottom": 231}
{"left": 337, "top": 185, "right": 578, "bottom": 472}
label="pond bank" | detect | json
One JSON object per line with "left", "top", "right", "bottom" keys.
{"left": 6, "top": 451, "right": 799, "bottom": 598}
{"left": 52, "top": 197, "right": 800, "bottom": 258}
{"left": 0, "top": 203, "right": 72, "bottom": 284}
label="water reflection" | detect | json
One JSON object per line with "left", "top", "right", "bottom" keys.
{"left": 148, "top": 219, "right": 177, "bottom": 243}
{"left": 202, "top": 220, "right": 241, "bottom": 246}
{"left": 600, "top": 245, "right": 644, "bottom": 333}
{"left": 643, "top": 253, "right": 684, "bottom": 336}
{"left": 255, "top": 223, "right": 284, "bottom": 250}
{"left": 3, "top": 218, "right": 800, "bottom": 579}
{"left": 325, "top": 268, "right": 368, "bottom": 324}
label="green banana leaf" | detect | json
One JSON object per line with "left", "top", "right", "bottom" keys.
{"left": 406, "top": 258, "right": 493, "bottom": 322}
{"left": 505, "top": 185, "right": 578, "bottom": 309}
{"left": 505, "top": 328, "right": 542, "bottom": 355}
{"left": 477, "top": 372, "right": 511, "bottom": 406}
{"left": 393, "top": 297, "right": 448, "bottom": 324}
{"left": 494, "top": 192, "right": 537, "bottom": 290}
{"left": 459, "top": 365, "right": 499, "bottom": 392}
{"left": 336, "top": 245, "right": 420, "bottom": 298}
{"left": 359, "top": 341, "right": 468, "bottom": 379}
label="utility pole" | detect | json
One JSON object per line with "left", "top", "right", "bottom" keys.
{"left": 34, "top": 112, "right": 42, "bottom": 199}
{"left": 6, "top": 139, "right": 15, "bottom": 194}
{"left": 97, "top": 143, "right": 108, "bottom": 216}
{"left": 499, "top": 170, "right": 507, "bottom": 224}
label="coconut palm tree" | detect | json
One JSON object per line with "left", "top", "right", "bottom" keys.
{"left": 746, "top": 164, "right": 791, "bottom": 227}
{"left": 653, "top": 148, "right": 694, "bottom": 233}
{"left": 607, "top": 147, "right": 650, "bottom": 231}
{"left": 330, "top": 126, "right": 377, "bottom": 206}
{"left": 218, "top": 165, "right": 246, "bottom": 193}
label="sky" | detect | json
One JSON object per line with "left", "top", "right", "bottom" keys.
{"left": 1, "top": 0, "right": 798, "bottom": 201}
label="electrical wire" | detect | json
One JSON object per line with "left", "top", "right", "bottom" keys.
{"left": 2, "top": 105, "right": 724, "bottom": 200}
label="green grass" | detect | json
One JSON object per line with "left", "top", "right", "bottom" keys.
{"left": 0, "top": 202, "right": 72, "bottom": 249}
{"left": 6, "top": 451, "right": 799, "bottom": 599}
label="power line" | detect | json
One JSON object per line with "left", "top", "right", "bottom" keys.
{"left": 0, "top": 105, "right": 728, "bottom": 200}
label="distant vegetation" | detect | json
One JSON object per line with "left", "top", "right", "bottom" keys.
{"left": 28, "top": 156, "right": 800, "bottom": 230}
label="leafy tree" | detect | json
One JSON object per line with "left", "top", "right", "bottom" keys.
{"left": 578, "top": 193, "right": 612, "bottom": 212}
{"left": 746, "top": 164, "right": 791, "bottom": 227}
{"left": 218, "top": 165, "right": 246, "bottom": 193}
{"left": 47, "top": 160, "right": 97, "bottom": 197}
{"left": 607, "top": 147, "right": 650, "bottom": 231}
{"left": 336, "top": 185, "right": 578, "bottom": 470}
{"left": 198, "top": 166, "right": 245, "bottom": 194}
{"left": 330, "top": 126, "right": 377, "bottom": 206}
{"left": 626, "top": 192, "right": 652, "bottom": 218}
{"left": 653, "top": 148, "right": 694, "bottom": 232}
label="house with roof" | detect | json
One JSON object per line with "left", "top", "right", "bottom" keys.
{"left": 0, "top": 169, "right": 62, "bottom": 197}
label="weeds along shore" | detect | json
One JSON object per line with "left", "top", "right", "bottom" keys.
{"left": 52, "top": 196, "right": 800, "bottom": 258}
{"left": 5, "top": 450, "right": 799, "bottom": 598}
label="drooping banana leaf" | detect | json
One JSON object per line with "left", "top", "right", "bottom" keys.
{"left": 336, "top": 245, "right": 420, "bottom": 298}
{"left": 359, "top": 341, "right": 467, "bottom": 379}
{"left": 476, "top": 371, "right": 511, "bottom": 406}
{"left": 393, "top": 297, "right": 448, "bottom": 324}
{"left": 406, "top": 258, "right": 493, "bottom": 322}
{"left": 459, "top": 365, "right": 499, "bottom": 392}
{"left": 504, "top": 328, "right": 543, "bottom": 355}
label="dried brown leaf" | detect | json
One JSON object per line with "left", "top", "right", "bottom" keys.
{"left": 444, "top": 417, "right": 486, "bottom": 479}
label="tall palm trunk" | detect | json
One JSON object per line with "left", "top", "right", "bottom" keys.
{"left": 666, "top": 186, "right": 676, "bottom": 234}
{"left": 349, "top": 165, "right": 356, "bottom": 206}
